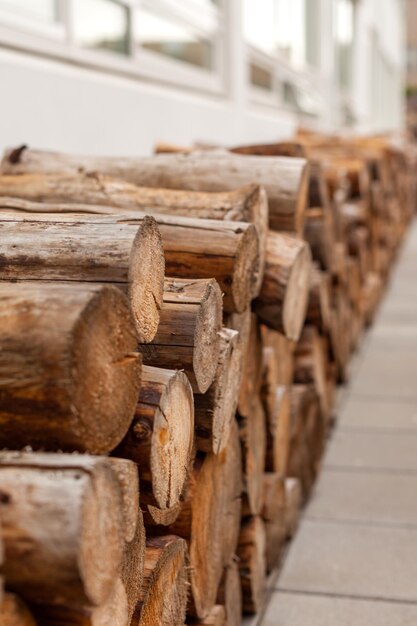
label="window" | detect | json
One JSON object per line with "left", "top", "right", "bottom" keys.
{"left": 73, "top": 0, "right": 130, "bottom": 56}
{"left": 335, "top": 0, "right": 355, "bottom": 90}
{"left": 0, "top": 0, "right": 59, "bottom": 25}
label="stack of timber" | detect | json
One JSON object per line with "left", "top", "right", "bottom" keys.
{"left": 0, "top": 132, "right": 413, "bottom": 624}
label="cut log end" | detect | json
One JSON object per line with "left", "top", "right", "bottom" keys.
{"left": 193, "top": 280, "right": 223, "bottom": 393}
{"left": 282, "top": 242, "right": 312, "bottom": 341}
{"left": 217, "top": 562, "right": 242, "bottom": 626}
{"left": 232, "top": 223, "right": 259, "bottom": 313}
{"left": 71, "top": 285, "right": 142, "bottom": 453}
{"left": 129, "top": 215, "right": 165, "bottom": 343}
{"left": 237, "top": 516, "right": 266, "bottom": 615}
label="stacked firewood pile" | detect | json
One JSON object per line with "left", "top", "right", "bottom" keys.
{"left": 0, "top": 130, "right": 415, "bottom": 625}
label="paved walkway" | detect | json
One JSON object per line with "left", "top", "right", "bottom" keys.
{"left": 261, "top": 220, "right": 417, "bottom": 625}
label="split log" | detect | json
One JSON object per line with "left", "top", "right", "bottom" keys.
{"left": 0, "top": 206, "right": 257, "bottom": 314}
{"left": 194, "top": 328, "right": 243, "bottom": 454}
{"left": 237, "top": 517, "right": 266, "bottom": 614}
{"left": 121, "top": 510, "right": 146, "bottom": 621}
{"left": 221, "top": 420, "right": 243, "bottom": 567}
{"left": 216, "top": 562, "right": 242, "bottom": 626}
{"left": 0, "top": 209, "right": 163, "bottom": 342}
{"left": 261, "top": 327, "right": 295, "bottom": 387}
{"left": 253, "top": 232, "right": 312, "bottom": 341}
{"left": 238, "top": 314, "right": 262, "bottom": 418}
{"left": 189, "top": 606, "right": 226, "bottom": 625}
{"left": 285, "top": 478, "right": 302, "bottom": 539}
{"left": 0, "top": 175, "right": 268, "bottom": 299}
{"left": 142, "top": 502, "right": 182, "bottom": 528}
{"left": 130, "top": 536, "right": 188, "bottom": 626}
{"left": 294, "top": 326, "right": 329, "bottom": 422}
{"left": 304, "top": 207, "right": 336, "bottom": 272}
{"left": 0, "top": 282, "right": 141, "bottom": 454}
{"left": 306, "top": 265, "right": 331, "bottom": 333}
{"left": 239, "top": 396, "right": 266, "bottom": 517}
{"left": 107, "top": 459, "right": 140, "bottom": 543}
{"left": 114, "top": 365, "right": 194, "bottom": 512}
{"left": 31, "top": 579, "right": 129, "bottom": 626}
{"left": 1, "top": 146, "right": 310, "bottom": 234}
{"left": 262, "top": 474, "right": 286, "bottom": 573}
{"left": 140, "top": 278, "right": 222, "bottom": 393}
{"left": 1, "top": 593, "right": 37, "bottom": 626}
{"left": 265, "top": 385, "right": 291, "bottom": 476}
{"left": 0, "top": 453, "right": 125, "bottom": 607}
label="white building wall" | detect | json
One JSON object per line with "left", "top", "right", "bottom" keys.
{"left": 0, "top": 0, "right": 405, "bottom": 157}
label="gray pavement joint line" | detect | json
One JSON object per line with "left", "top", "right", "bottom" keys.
{"left": 345, "top": 391, "right": 417, "bottom": 402}
{"left": 323, "top": 464, "right": 417, "bottom": 476}
{"left": 303, "top": 515, "right": 417, "bottom": 531}
{"left": 336, "top": 426, "right": 417, "bottom": 435}
{"left": 273, "top": 588, "right": 417, "bottom": 607}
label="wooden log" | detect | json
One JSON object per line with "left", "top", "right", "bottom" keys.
{"left": 0, "top": 206, "right": 257, "bottom": 315}
{"left": 130, "top": 536, "right": 188, "bottom": 626}
{"left": 285, "top": 478, "right": 302, "bottom": 539}
{"left": 304, "top": 207, "right": 336, "bottom": 272}
{"left": 306, "top": 264, "right": 331, "bottom": 333}
{"left": 31, "top": 579, "right": 129, "bottom": 626}
{"left": 216, "top": 562, "right": 242, "bottom": 626}
{"left": 194, "top": 328, "right": 243, "bottom": 454}
{"left": 265, "top": 385, "right": 291, "bottom": 476}
{"left": 237, "top": 516, "right": 266, "bottom": 614}
{"left": 261, "top": 327, "right": 295, "bottom": 387}
{"left": 188, "top": 606, "right": 226, "bottom": 625}
{"left": 0, "top": 453, "right": 126, "bottom": 607}
{"left": 0, "top": 208, "right": 163, "bottom": 342}
{"left": 0, "top": 282, "right": 141, "bottom": 454}
{"left": 121, "top": 510, "right": 146, "bottom": 621}
{"left": 237, "top": 313, "right": 263, "bottom": 418}
{"left": 140, "top": 278, "right": 222, "bottom": 393}
{"left": 1, "top": 146, "right": 310, "bottom": 234}
{"left": 1, "top": 593, "right": 37, "bottom": 626}
{"left": 107, "top": 459, "right": 140, "bottom": 543}
{"left": 114, "top": 365, "right": 194, "bottom": 512}
{"left": 221, "top": 420, "right": 243, "bottom": 567}
{"left": 262, "top": 473, "right": 287, "bottom": 573}
{"left": 239, "top": 396, "right": 266, "bottom": 517}
{"left": 0, "top": 175, "right": 268, "bottom": 299}
{"left": 253, "top": 232, "right": 312, "bottom": 341}
{"left": 294, "top": 326, "right": 329, "bottom": 422}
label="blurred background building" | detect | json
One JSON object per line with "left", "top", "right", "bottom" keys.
{"left": 0, "top": 0, "right": 406, "bottom": 154}
{"left": 406, "top": 0, "right": 417, "bottom": 137}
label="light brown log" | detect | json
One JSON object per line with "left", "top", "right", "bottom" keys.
{"left": 238, "top": 314, "right": 262, "bottom": 418}
{"left": 121, "top": 510, "right": 146, "bottom": 621}
{"left": 107, "top": 459, "right": 140, "bottom": 543}
{"left": 253, "top": 232, "right": 312, "bottom": 341}
{"left": 0, "top": 175, "right": 269, "bottom": 299}
{"left": 0, "top": 453, "right": 125, "bottom": 607}
{"left": 188, "top": 606, "right": 226, "bottom": 625}
{"left": 261, "top": 327, "right": 295, "bottom": 387}
{"left": 304, "top": 207, "right": 336, "bottom": 272}
{"left": 262, "top": 473, "right": 287, "bottom": 573}
{"left": 0, "top": 282, "right": 141, "bottom": 454}
{"left": 142, "top": 502, "right": 182, "bottom": 528}
{"left": 285, "top": 477, "right": 302, "bottom": 539}
{"left": 114, "top": 365, "right": 194, "bottom": 512}
{"left": 31, "top": 579, "right": 129, "bottom": 626}
{"left": 130, "top": 536, "right": 188, "bottom": 626}
{"left": 194, "top": 328, "right": 243, "bottom": 454}
{"left": 1, "top": 146, "right": 309, "bottom": 234}
{"left": 0, "top": 207, "right": 163, "bottom": 342}
{"left": 294, "top": 326, "right": 329, "bottom": 422}
{"left": 166, "top": 452, "right": 227, "bottom": 619}
{"left": 260, "top": 347, "right": 279, "bottom": 428}
{"left": 239, "top": 396, "right": 266, "bottom": 517}
{"left": 140, "top": 278, "right": 222, "bottom": 393}
{"left": 0, "top": 206, "right": 257, "bottom": 314}
{"left": 1, "top": 593, "right": 37, "bottom": 626}
{"left": 216, "top": 562, "right": 242, "bottom": 626}
{"left": 265, "top": 385, "right": 291, "bottom": 476}
{"left": 221, "top": 420, "right": 243, "bottom": 567}
{"left": 306, "top": 264, "right": 331, "bottom": 333}
{"left": 237, "top": 516, "right": 266, "bottom": 614}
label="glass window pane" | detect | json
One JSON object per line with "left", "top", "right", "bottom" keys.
{"left": 135, "top": 10, "right": 213, "bottom": 70}
{"left": 244, "top": 0, "right": 275, "bottom": 54}
{"left": 276, "top": 0, "right": 306, "bottom": 66}
{"left": 0, "top": 0, "right": 58, "bottom": 24}
{"left": 335, "top": 0, "right": 354, "bottom": 88}
{"left": 73, "top": 0, "right": 130, "bottom": 56}
{"left": 250, "top": 63, "right": 273, "bottom": 90}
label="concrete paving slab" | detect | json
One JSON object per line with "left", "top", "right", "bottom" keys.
{"left": 276, "top": 520, "right": 417, "bottom": 602}
{"left": 324, "top": 430, "right": 417, "bottom": 472}
{"left": 305, "top": 469, "right": 417, "bottom": 526}
{"left": 365, "top": 324, "right": 417, "bottom": 351}
{"left": 263, "top": 591, "right": 417, "bottom": 626}
{"left": 337, "top": 396, "right": 417, "bottom": 431}
{"left": 349, "top": 350, "right": 417, "bottom": 400}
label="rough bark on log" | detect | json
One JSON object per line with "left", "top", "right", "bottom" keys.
{"left": 140, "top": 278, "right": 222, "bottom": 393}
{"left": 253, "top": 232, "right": 312, "bottom": 341}
{"left": 114, "top": 365, "right": 194, "bottom": 511}
{"left": 1, "top": 593, "right": 38, "bottom": 626}
{"left": 0, "top": 175, "right": 268, "bottom": 300}
{"left": 0, "top": 204, "right": 258, "bottom": 314}
{"left": 31, "top": 579, "right": 129, "bottom": 626}
{"left": 194, "top": 328, "right": 243, "bottom": 454}
{"left": 142, "top": 502, "right": 182, "bottom": 528}
{"left": 0, "top": 453, "right": 125, "bottom": 607}
{"left": 238, "top": 314, "right": 263, "bottom": 418}
{"left": 239, "top": 396, "right": 266, "bottom": 517}
{"left": 221, "top": 420, "right": 243, "bottom": 567}
{"left": 130, "top": 536, "right": 188, "bottom": 626}
{"left": 265, "top": 385, "right": 291, "bottom": 476}
{"left": 216, "top": 562, "right": 242, "bottom": 626}
{"left": 1, "top": 146, "right": 309, "bottom": 234}
{"left": 0, "top": 208, "right": 163, "bottom": 342}
{"left": 237, "top": 517, "right": 266, "bottom": 614}
{"left": 121, "top": 509, "right": 146, "bottom": 621}
{"left": 0, "top": 282, "right": 141, "bottom": 454}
